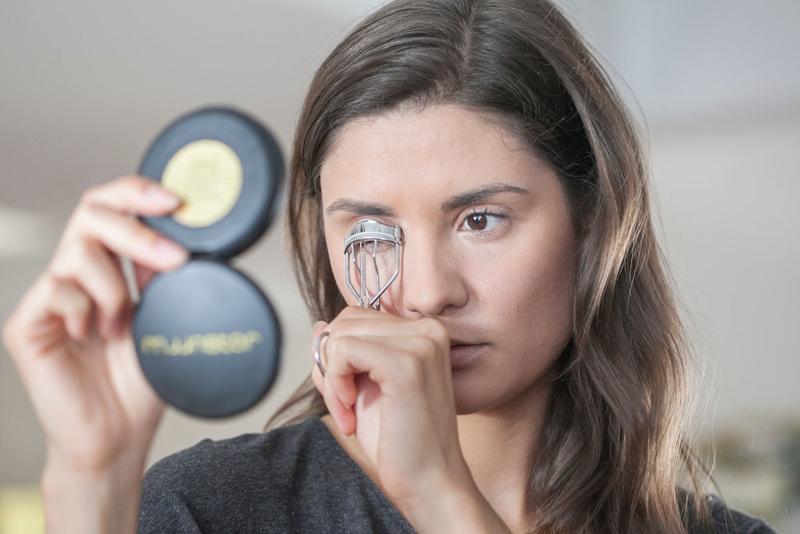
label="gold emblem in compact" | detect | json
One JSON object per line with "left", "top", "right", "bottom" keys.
{"left": 161, "top": 139, "right": 243, "bottom": 228}
{"left": 140, "top": 330, "right": 264, "bottom": 357}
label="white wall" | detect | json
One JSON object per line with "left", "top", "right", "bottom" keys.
{"left": 652, "top": 117, "right": 800, "bottom": 424}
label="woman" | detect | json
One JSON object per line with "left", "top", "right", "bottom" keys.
{"left": 2, "top": 0, "right": 776, "bottom": 532}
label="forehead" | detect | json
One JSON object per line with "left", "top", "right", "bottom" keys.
{"left": 319, "top": 105, "right": 550, "bottom": 200}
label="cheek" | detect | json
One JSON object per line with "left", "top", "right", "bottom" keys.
{"left": 326, "top": 236, "right": 354, "bottom": 306}
{"left": 482, "top": 225, "right": 577, "bottom": 354}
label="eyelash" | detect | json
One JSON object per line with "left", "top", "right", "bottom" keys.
{"left": 458, "top": 208, "right": 509, "bottom": 234}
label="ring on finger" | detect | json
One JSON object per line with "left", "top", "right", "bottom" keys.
{"left": 314, "top": 331, "right": 330, "bottom": 377}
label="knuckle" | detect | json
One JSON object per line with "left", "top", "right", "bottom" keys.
{"left": 130, "top": 218, "right": 160, "bottom": 248}
{"left": 74, "top": 290, "right": 93, "bottom": 315}
{"left": 41, "top": 274, "right": 66, "bottom": 307}
{"left": 38, "top": 271, "right": 57, "bottom": 295}
{"left": 50, "top": 239, "right": 88, "bottom": 278}
{"left": 71, "top": 200, "right": 102, "bottom": 235}
{"left": 111, "top": 211, "right": 159, "bottom": 251}
{"left": 325, "top": 334, "right": 348, "bottom": 362}
{"left": 79, "top": 185, "right": 100, "bottom": 206}
{"left": 331, "top": 318, "right": 355, "bottom": 335}
{"left": 71, "top": 237, "right": 95, "bottom": 264}
{"left": 331, "top": 312, "right": 355, "bottom": 327}
{"left": 125, "top": 175, "right": 152, "bottom": 197}
{"left": 92, "top": 278, "right": 128, "bottom": 316}
{"left": 105, "top": 286, "right": 128, "bottom": 315}
{"left": 395, "top": 352, "right": 424, "bottom": 384}
{"left": 420, "top": 317, "right": 448, "bottom": 343}
{"left": 46, "top": 274, "right": 89, "bottom": 312}
{"left": 419, "top": 336, "right": 439, "bottom": 358}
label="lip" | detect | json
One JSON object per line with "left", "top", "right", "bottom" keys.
{"left": 449, "top": 343, "right": 489, "bottom": 367}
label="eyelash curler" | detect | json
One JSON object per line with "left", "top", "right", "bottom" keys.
{"left": 317, "top": 219, "right": 403, "bottom": 378}
{"left": 344, "top": 219, "right": 403, "bottom": 310}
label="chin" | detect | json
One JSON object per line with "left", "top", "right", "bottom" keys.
{"left": 451, "top": 377, "right": 512, "bottom": 415}
{"left": 451, "top": 369, "right": 554, "bottom": 417}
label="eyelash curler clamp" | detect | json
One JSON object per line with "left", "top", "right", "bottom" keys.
{"left": 343, "top": 219, "right": 403, "bottom": 310}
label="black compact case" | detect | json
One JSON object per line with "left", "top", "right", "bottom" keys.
{"left": 132, "top": 107, "right": 283, "bottom": 418}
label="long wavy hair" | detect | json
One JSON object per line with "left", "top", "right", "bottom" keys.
{"left": 265, "top": 0, "right": 713, "bottom": 531}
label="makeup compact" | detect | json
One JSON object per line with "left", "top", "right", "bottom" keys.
{"left": 132, "top": 106, "right": 283, "bottom": 418}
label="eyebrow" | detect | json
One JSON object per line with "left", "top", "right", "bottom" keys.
{"left": 440, "top": 183, "right": 529, "bottom": 212}
{"left": 325, "top": 199, "right": 398, "bottom": 218}
{"left": 324, "top": 183, "right": 529, "bottom": 217}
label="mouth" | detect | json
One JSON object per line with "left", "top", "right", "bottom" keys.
{"left": 448, "top": 342, "right": 489, "bottom": 367}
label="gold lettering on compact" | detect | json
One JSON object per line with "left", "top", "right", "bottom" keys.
{"left": 140, "top": 331, "right": 264, "bottom": 356}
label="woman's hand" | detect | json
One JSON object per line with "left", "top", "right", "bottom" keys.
{"left": 1, "top": 176, "right": 188, "bottom": 532}
{"left": 311, "top": 306, "right": 510, "bottom": 532}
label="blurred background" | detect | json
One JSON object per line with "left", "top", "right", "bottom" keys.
{"left": 1, "top": 0, "right": 798, "bottom": 531}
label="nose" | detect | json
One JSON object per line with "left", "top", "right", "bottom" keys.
{"left": 392, "top": 232, "right": 469, "bottom": 318}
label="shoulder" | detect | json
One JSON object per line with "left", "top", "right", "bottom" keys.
{"left": 705, "top": 495, "right": 776, "bottom": 534}
{"left": 138, "top": 417, "right": 333, "bottom": 532}
{"left": 143, "top": 416, "right": 326, "bottom": 487}
{"left": 682, "top": 491, "right": 777, "bottom": 534}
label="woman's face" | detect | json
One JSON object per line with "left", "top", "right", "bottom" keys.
{"left": 320, "top": 105, "right": 578, "bottom": 414}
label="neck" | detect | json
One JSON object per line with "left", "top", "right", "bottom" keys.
{"left": 320, "top": 378, "right": 554, "bottom": 532}
{"left": 456, "top": 380, "right": 552, "bottom": 531}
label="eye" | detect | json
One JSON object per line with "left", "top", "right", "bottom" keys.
{"left": 459, "top": 209, "right": 507, "bottom": 233}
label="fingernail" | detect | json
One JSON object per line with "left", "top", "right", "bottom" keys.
{"left": 146, "top": 184, "right": 181, "bottom": 209}
{"left": 155, "top": 238, "right": 188, "bottom": 263}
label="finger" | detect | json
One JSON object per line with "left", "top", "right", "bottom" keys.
{"left": 326, "top": 335, "right": 431, "bottom": 398}
{"left": 3, "top": 273, "right": 94, "bottom": 365}
{"left": 322, "top": 367, "right": 356, "bottom": 436}
{"left": 325, "top": 336, "right": 361, "bottom": 409}
{"left": 42, "top": 276, "right": 94, "bottom": 341}
{"left": 133, "top": 261, "right": 157, "bottom": 292}
{"left": 106, "top": 328, "right": 167, "bottom": 431}
{"left": 309, "top": 322, "right": 356, "bottom": 435}
{"left": 333, "top": 310, "right": 450, "bottom": 347}
{"left": 49, "top": 237, "right": 130, "bottom": 338}
{"left": 65, "top": 202, "right": 188, "bottom": 273}
{"left": 79, "top": 175, "right": 182, "bottom": 217}
{"left": 310, "top": 321, "right": 328, "bottom": 395}
{"left": 8, "top": 274, "right": 94, "bottom": 352}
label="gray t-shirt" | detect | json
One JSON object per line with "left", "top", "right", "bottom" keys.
{"left": 138, "top": 416, "right": 415, "bottom": 533}
{"left": 137, "top": 416, "right": 775, "bottom": 533}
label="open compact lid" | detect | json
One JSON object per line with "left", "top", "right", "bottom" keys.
{"left": 138, "top": 106, "right": 284, "bottom": 259}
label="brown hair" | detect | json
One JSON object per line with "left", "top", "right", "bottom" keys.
{"left": 266, "top": 0, "right": 712, "bottom": 531}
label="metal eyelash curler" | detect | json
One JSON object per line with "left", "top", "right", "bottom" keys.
{"left": 344, "top": 219, "right": 403, "bottom": 310}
